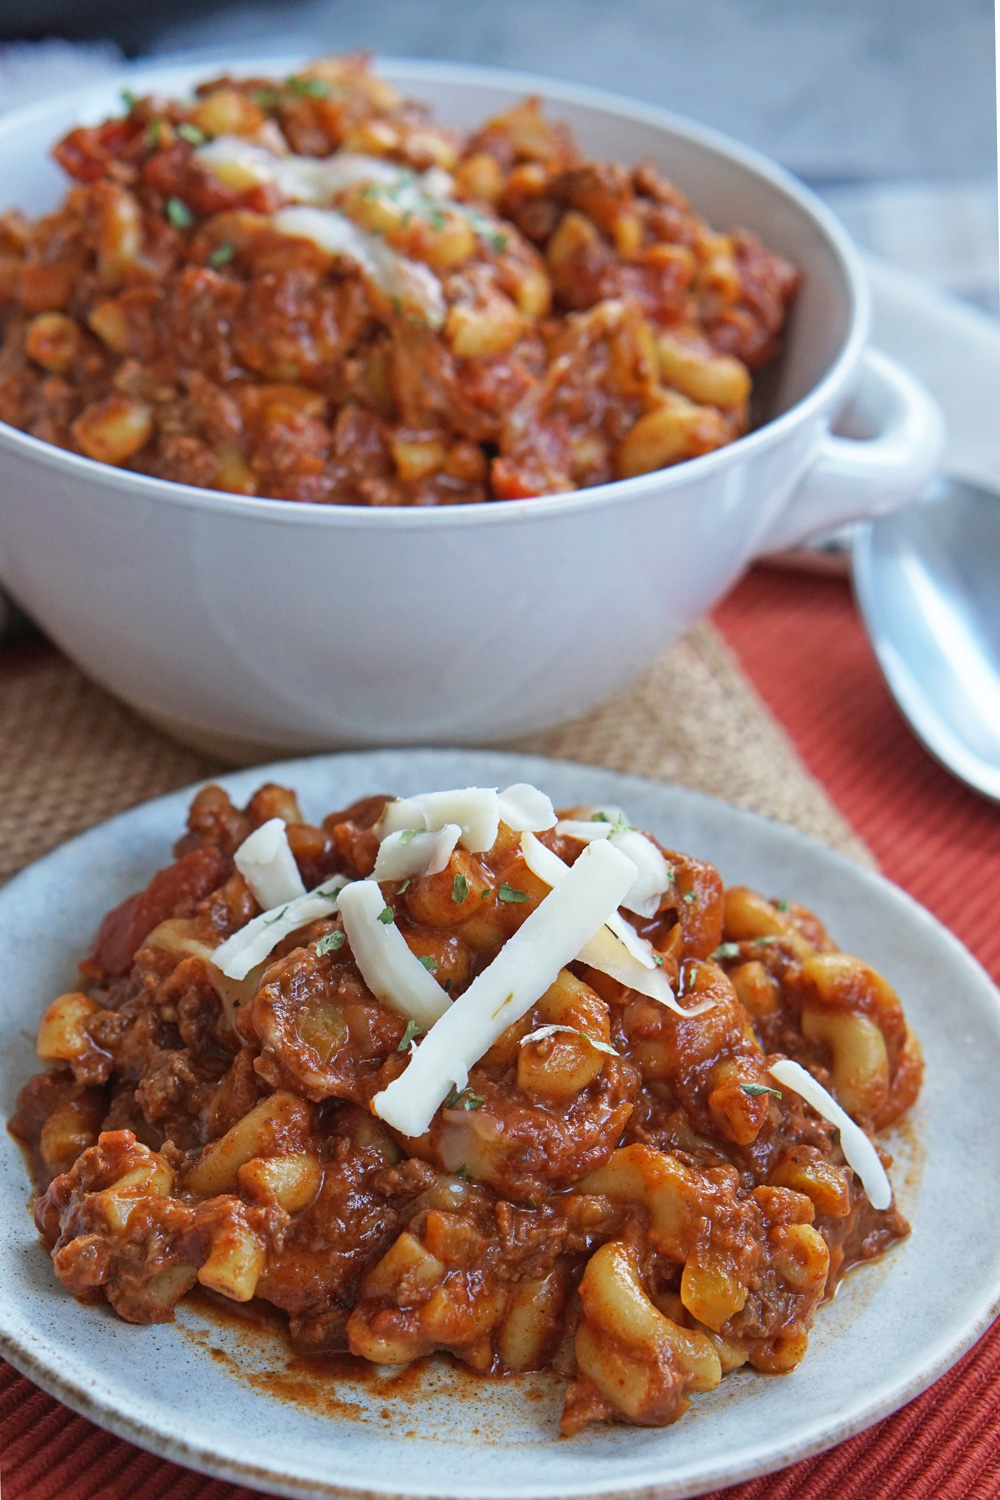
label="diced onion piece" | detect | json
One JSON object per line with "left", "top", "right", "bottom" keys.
{"left": 609, "top": 828, "right": 672, "bottom": 919}
{"left": 273, "top": 206, "right": 446, "bottom": 329}
{"left": 212, "top": 877, "right": 347, "bottom": 981}
{"left": 336, "top": 881, "right": 451, "bottom": 1031}
{"left": 377, "top": 788, "right": 501, "bottom": 853}
{"left": 520, "top": 1024, "right": 618, "bottom": 1057}
{"left": 555, "top": 819, "right": 614, "bottom": 842}
{"left": 372, "top": 824, "right": 462, "bottom": 882}
{"left": 234, "top": 818, "right": 306, "bottom": 910}
{"left": 497, "top": 784, "right": 556, "bottom": 833}
{"left": 520, "top": 833, "right": 710, "bottom": 1015}
{"left": 372, "top": 839, "right": 638, "bottom": 1138}
{"left": 767, "top": 1059, "right": 893, "bottom": 1211}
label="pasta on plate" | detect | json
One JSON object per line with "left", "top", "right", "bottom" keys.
{"left": 0, "top": 56, "right": 798, "bottom": 504}
{"left": 9, "top": 779, "right": 922, "bottom": 1435}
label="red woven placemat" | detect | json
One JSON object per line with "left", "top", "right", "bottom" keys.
{"left": 3, "top": 568, "right": 999, "bottom": 1500}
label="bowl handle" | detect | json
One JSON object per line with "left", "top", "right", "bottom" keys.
{"left": 760, "top": 347, "right": 946, "bottom": 553}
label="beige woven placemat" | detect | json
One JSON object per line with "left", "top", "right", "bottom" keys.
{"left": 0, "top": 621, "right": 867, "bottom": 886}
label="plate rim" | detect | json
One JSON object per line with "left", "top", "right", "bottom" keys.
{"left": 2, "top": 745, "right": 1000, "bottom": 1500}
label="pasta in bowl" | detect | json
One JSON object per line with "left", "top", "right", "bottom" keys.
{"left": 10, "top": 776, "right": 922, "bottom": 1436}
{"left": 0, "top": 55, "right": 798, "bottom": 504}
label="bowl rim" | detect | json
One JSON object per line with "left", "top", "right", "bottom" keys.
{"left": 0, "top": 52, "right": 870, "bottom": 532}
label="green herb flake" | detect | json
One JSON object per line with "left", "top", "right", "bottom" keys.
{"left": 454, "top": 1164, "right": 470, "bottom": 1181}
{"left": 498, "top": 882, "right": 529, "bottom": 904}
{"left": 480, "top": 886, "right": 490, "bottom": 899}
{"left": 653, "top": 953, "right": 665, "bottom": 967}
{"left": 682, "top": 892, "right": 696, "bottom": 905}
{"left": 145, "top": 120, "right": 163, "bottom": 148}
{"left": 397, "top": 1019, "right": 422, "bottom": 1053}
{"left": 773, "top": 898, "right": 790, "bottom": 912}
{"left": 753, "top": 935, "right": 779, "bottom": 947}
{"left": 315, "top": 929, "right": 346, "bottom": 956}
{"left": 121, "top": 89, "right": 139, "bottom": 112}
{"left": 712, "top": 942, "right": 741, "bottom": 961}
{"left": 318, "top": 887, "right": 343, "bottom": 903}
{"left": 418, "top": 955, "right": 438, "bottom": 971}
{"left": 253, "top": 87, "right": 283, "bottom": 109}
{"left": 287, "top": 74, "right": 332, "bottom": 99}
{"left": 452, "top": 873, "right": 469, "bottom": 905}
{"left": 377, "top": 905, "right": 395, "bottom": 925}
{"left": 397, "top": 878, "right": 411, "bottom": 895}
{"left": 177, "top": 122, "right": 206, "bottom": 145}
{"left": 208, "top": 241, "right": 235, "bottom": 268}
{"left": 428, "top": 207, "right": 447, "bottom": 231}
{"left": 443, "top": 978, "right": 453, "bottom": 994}
{"left": 165, "top": 196, "right": 195, "bottom": 230}
{"left": 263, "top": 905, "right": 289, "bottom": 927}
{"left": 444, "top": 1087, "right": 485, "bottom": 1111}
{"left": 741, "top": 1082, "right": 782, "bottom": 1100}
{"left": 398, "top": 828, "right": 418, "bottom": 845}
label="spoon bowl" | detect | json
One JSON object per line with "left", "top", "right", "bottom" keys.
{"left": 852, "top": 475, "right": 1000, "bottom": 801}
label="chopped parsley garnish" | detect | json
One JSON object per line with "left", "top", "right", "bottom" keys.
{"left": 452, "top": 873, "right": 469, "bottom": 904}
{"left": 398, "top": 828, "right": 418, "bottom": 845}
{"left": 741, "top": 1082, "right": 782, "bottom": 1100}
{"left": 377, "top": 905, "right": 395, "bottom": 924}
{"left": 418, "top": 955, "right": 438, "bottom": 971}
{"left": 454, "top": 1164, "right": 470, "bottom": 1180}
{"left": 208, "top": 241, "right": 235, "bottom": 268}
{"left": 444, "top": 1087, "right": 485, "bottom": 1111}
{"left": 397, "top": 878, "right": 411, "bottom": 895}
{"left": 165, "top": 196, "right": 195, "bottom": 230}
{"left": 253, "top": 87, "right": 283, "bottom": 109}
{"left": 397, "top": 1019, "right": 422, "bottom": 1053}
{"left": 498, "top": 883, "right": 529, "bottom": 903}
{"left": 753, "top": 936, "right": 779, "bottom": 946}
{"left": 682, "top": 892, "right": 696, "bottom": 905}
{"left": 390, "top": 295, "right": 404, "bottom": 315}
{"left": 317, "top": 887, "right": 342, "bottom": 903}
{"left": 177, "top": 122, "right": 206, "bottom": 145}
{"left": 774, "top": 898, "right": 790, "bottom": 912}
{"left": 121, "top": 89, "right": 139, "bottom": 112}
{"left": 287, "top": 74, "right": 332, "bottom": 98}
{"left": 712, "top": 942, "right": 741, "bottom": 960}
{"left": 315, "top": 929, "right": 346, "bottom": 956}
{"left": 443, "top": 978, "right": 453, "bottom": 994}
{"left": 145, "top": 120, "right": 163, "bottom": 148}
{"left": 428, "top": 207, "right": 447, "bottom": 231}
{"left": 480, "top": 886, "right": 490, "bottom": 899}
{"left": 262, "top": 905, "right": 289, "bottom": 926}
{"left": 653, "top": 953, "right": 665, "bottom": 967}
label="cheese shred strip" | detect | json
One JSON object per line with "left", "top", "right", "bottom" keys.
{"left": 767, "top": 1058, "right": 893, "bottom": 1210}
{"left": 372, "top": 839, "right": 638, "bottom": 1138}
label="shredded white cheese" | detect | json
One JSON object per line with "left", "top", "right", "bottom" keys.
{"left": 233, "top": 818, "right": 306, "bottom": 911}
{"left": 212, "top": 876, "right": 347, "bottom": 981}
{"left": 609, "top": 827, "right": 672, "bottom": 919}
{"left": 520, "top": 1023, "right": 619, "bottom": 1057}
{"left": 378, "top": 787, "right": 500, "bottom": 851}
{"left": 767, "top": 1058, "right": 893, "bottom": 1210}
{"left": 497, "top": 784, "right": 556, "bottom": 833}
{"left": 555, "top": 816, "right": 670, "bottom": 918}
{"left": 196, "top": 137, "right": 453, "bottom": 207}
{"left": 372, "top": 838, "right": 639, "bottom": 1137}
{"left": 555, "top": 819, "right": 614, "bottom": 843}
{"left": 520, "top": 833, "right": 711, "bottom": 1015}
{"left": 272, "top": 206, "right": 447, "bottom": 328}
{"left": 336, "top": 881, "right": 451, "bottom": 1031}
{"left": 372, "top": 824, "right": 462, "bottom": 883}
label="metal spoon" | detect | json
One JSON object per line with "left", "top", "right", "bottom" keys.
{"left": 852, "top": 475, "right": 1000, "bottom": 802}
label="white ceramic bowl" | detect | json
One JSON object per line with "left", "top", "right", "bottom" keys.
{"left": 0, "top": 57, "right": 945, "bottom": 758}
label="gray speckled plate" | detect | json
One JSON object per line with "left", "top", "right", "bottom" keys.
{"left": 2, "top": 749, "right": 999, "bottom": 1500}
